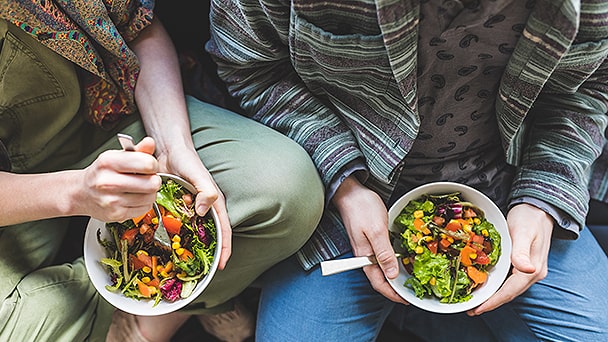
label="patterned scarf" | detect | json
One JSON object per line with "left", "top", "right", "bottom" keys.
{"left": 1, "top": 0, "right": 154, "bottom": 128}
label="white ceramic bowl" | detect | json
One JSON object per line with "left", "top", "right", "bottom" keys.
{"left": 83, "top": 173, "right": 222, "bottom": 316}
{"left": 387, "top": 182, "right": 511, "bottom": 314}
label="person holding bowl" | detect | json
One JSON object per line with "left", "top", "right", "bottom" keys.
{"left": 0, "top": 1, "right": 324, "bottom": 341}
{"left": 207, "top": 0, "right": 608, "bottom": 340}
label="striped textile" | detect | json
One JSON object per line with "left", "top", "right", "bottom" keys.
{"left": 207, "top": 0, "right": 608, "bottom": 268}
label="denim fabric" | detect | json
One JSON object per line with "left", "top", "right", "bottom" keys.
{"left": 256, "top": 228, "right": 608, "bottom": 342}
{"left": 256, "top": 251, "right": 394, "bottom": 342}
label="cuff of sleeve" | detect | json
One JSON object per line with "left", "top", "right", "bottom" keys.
{"left": 326, "top": 160, "right": 368, "bottom": 205}
{"left": 509, "top": 196, "right": 579, "bottom": 240}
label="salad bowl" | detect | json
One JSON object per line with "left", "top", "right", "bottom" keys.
{"left": 84, "top": 173, "right": 222, "bottom": 316}
{"left": 387, "top": 182, "right": 511, "bottom": 314}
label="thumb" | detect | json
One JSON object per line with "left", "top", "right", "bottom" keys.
{"left": 134, "top": 136, "right": 156, "bottom": 155}
{"left": 510, "top": 239, "right": 535, "bottom": 274}
{"left": 375, "top": 248, "right": 399, "bottom": 279}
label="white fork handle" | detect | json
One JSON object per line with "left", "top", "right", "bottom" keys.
{"left": 320, "top": 256, "right": 377, "bottom": 276}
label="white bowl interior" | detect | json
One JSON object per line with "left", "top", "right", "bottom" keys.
{"left": 83, "top": 174, "right": 221, "bottom": 316}
{"left": 387, "top": 182, "right": 511, "bottom": 314}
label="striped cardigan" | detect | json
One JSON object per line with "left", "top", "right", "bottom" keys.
{"left": 207, "top": 0, "right": 608, "bottom": 268}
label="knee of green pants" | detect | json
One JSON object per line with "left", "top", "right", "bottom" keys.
{"left": 0, "top": 258, "right": 113, "bottom": 342}
{"left": 182, "top": 98, "right": 325, "bottom": 312}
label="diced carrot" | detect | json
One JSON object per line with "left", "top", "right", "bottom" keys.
{"left": 151, "top": 256, "right": 158, "bottom": 278}
{"left": 445, "top": 220, "right": 461, "bottom": 232}
{"left": 147, "top": 277, "right": 160, "bottom": 288}
{"left": 466, "top": 266, "right": 488, "bottom": 284}
{"left": 179, "top": 249, "right": 194, "bottom": 261}
{"left": 132, "top": 208, "right": 154, "bottom": 226}
{"left": 413, "top": 218, "right": 425, "bottom": 231}
{"left": 162, "top": 215, "right": 183, "bottom": 235}
{"left": 439, "top": 238, "right": 452, "bottom": 249}
{"left": 457, "top": 218, "right": 471, "bottom": 227}
{"left": 137, "top": 280, "right": 153, "bottom": 298}
{"left": 459, "top": 245, "right": 477, "bottom": 267}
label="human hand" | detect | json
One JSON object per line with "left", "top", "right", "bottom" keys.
{"left": 155, "top": 143, "right": 232, "bottom": 270}
{"left": 468, "top": 203, "right": 553, "bottom": 316}
{"left": 332, "top": 176, "right": 408, "bottom": 304}
{"left": 78, "top": 136, "right": 161, "bottom": 222}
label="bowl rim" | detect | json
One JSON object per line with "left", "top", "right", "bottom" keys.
{"left": 83, "top": 173, "right": 222, "bottom": 316}
{"left": 387, "top": 181, "right": 512, "bottom": 314}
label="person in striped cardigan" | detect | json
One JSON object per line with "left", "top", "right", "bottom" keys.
{"left": 208, "top": 0, "right": 608, "bottom": 340}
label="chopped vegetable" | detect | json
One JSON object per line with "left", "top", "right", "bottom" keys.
{"left": 394, "top": 191, "right": 501, "bottom": 303}
{"left": 97, "top": 179, "right": 217, "bottom": 306}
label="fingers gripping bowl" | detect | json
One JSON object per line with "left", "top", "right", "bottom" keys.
{"left": 387, "top": 182, "right": 511, "bottom": 314}
{"left": 84, "top": 173, "right": 221, "bottom": 316}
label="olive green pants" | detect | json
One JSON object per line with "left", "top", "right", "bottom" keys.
{"left": 0, "top": 20, "right": 324, "bottom": 342}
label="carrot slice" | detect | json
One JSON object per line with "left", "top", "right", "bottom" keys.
{"left": 466, "top": 266, "right": 488, "bottom": 284}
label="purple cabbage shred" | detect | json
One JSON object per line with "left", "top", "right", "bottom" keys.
{"left": 160, "top": 278, "right": 182, "bottom": 301}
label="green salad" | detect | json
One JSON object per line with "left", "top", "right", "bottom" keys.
{"left": 393, "top": 192, "right": 501, "bottom": 303}
{"left": 96, "top": 179, "right": 217, "bottom": 306}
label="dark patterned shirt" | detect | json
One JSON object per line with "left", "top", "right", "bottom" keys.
{"left": 394, "top": 0, "right": 532, "bottom": 210}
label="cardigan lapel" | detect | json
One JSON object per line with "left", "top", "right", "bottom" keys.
{"left": 375, "top": 0, "right": 420, "bottom": 112}
{"left": 497, "top": 0, "right": 580, "bottom": 164}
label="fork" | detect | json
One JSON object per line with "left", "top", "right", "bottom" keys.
{"left": 117, "top": 133, "right": 171, "bottom": 248}
{"left": 320, "top": 253, "right": 404, "bottom": 276}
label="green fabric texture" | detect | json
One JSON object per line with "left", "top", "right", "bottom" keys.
{"left": 0, "top": 18, "right": 324, "bottom": 341}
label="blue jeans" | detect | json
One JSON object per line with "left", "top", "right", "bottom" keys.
{"left": 256, "top": 228, "right": 608, "bottom": 342}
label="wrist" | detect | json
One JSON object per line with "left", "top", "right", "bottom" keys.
{"left": 332, "top": 175, "right": 363, "bottom": 208}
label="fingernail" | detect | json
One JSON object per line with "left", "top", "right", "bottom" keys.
{"left": 386, "top": 267, "right": 398, "bottom": 278}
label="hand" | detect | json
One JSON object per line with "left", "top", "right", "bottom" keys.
{"left": 78, "top": 137, "right": 161, "bottom": 222}
{"left": 468, "top": 203, "right": 553, "bottom": 316}
{"left": 332, "top": 176, "right": 408, "bottom": 304}
{"left": 155, "top": 143, "right": 232, "bottom": 270}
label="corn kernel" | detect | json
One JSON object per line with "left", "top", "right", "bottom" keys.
{"left": 469, "top": 253, "right": 477, "bottom": 260}
{"left": 415, "top": 246, "right": 424, "bottom": 254}
{"left": 423, "top": 236, "right": 433, "bottom": 242}
{"left": 176, "top": 247, "right": 185, "bottom": 256}
{"left": 172, "top": 235, "right": 181, "bottom": 243}
{"left": 136, "top": 250, "right": 148, "bottom": 257}
{"left": 416, "top": 232, "right": 423, "bottom": 240}
{"left": 413, "top": 210, "right": 424, "bottom": 219}
{"left": 142, "top": 266, "right": 151, "bottom": 273}
{"left": 440, "top": 233, "right": 447, "bottom": 239}
{"left": 481, "top": 229, "right": 489, "bottom": 236}
{"left": 149, "top": 286, "right": 158, "bottom": 295}
{"left": 160, "top": 271, "right": 169, "bottom": 278}
{"left": 141, "top": 276, "right": 151, "bottom": 283}
{"left": 429, "top": 277, "right": 436, "bottom": 286}
{"left": 156, "top": 265, "right": 163, "bottom": 271}
{"left": 447, "top": 236, "right": 454, "bottom": 243}
{"left": 172, "top": 241, "right": 181, "bottom": 250}
{"left": 474, "top": 218, "right": 481, "bottom": 225}
{"left": 402, "top": 258, "right": 410, "bottom": 265}
{"left": 151, "top": 217, "right": 159, "bottom": 225}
